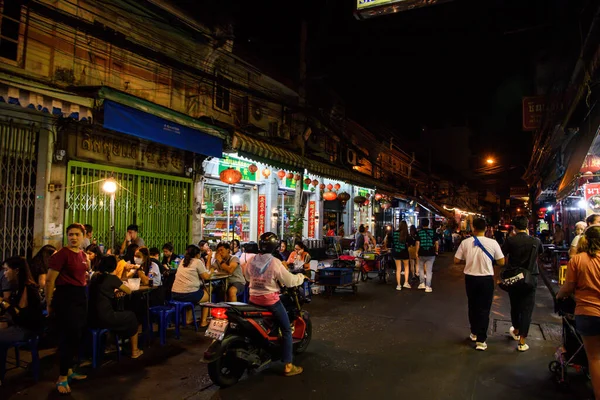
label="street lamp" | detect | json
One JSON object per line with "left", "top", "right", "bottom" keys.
{"left": 486, "top": 158, "right": 495, "bottom": 165}
{"left": 102, "top": 177, "right": 117, "bottom": 253}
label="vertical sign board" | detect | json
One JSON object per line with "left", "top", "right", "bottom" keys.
{"left": 258, "top": 195, "right": 266, "bottom": 236}
{"left": 308, "top": 201, "right": 316, "bottom": 238}
{"left": 584, "top": 183, "right": 600, "bottom": 217}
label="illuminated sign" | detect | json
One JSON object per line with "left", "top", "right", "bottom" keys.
{"left": 357, "top": 0, "right": 392, "bottom": 10}
{"left": 355, "top": 0, "right": 454, "bottom": 19}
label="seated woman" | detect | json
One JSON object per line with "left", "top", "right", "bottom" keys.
{"left": 286, "top": 241, "right": 311, "bottom": 278}
{"left": 172, "top": 245, "right": 214, "bottom": 327}
{"left": 29, "top": 245, "right": 56, "bottom": 289}
{"left": 133, "top": 247, "right": 163, "bottom": 306}
{"left": 278, "top": 240, "right": 290, "bottom": 261}
{"left": 0, "top": 257, "right": 44, "bottom": 385}
{"left": 88, "top": 256, "right": 142, "bottom": 359}
{"left": 85, "top": 244, "right": 103, "bottom": 272}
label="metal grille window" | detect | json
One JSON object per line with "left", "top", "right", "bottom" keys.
{"left": 65, "top": 161, "right": 192, "bottom": 254}
{"left": 0, "top": 1, "right": 21, "bottom": 61}
{"left": 215, "top": 74, "right": 230, "bottom": 112}
{"left": 0, "top": 121, "right": 38, "bottom": 261}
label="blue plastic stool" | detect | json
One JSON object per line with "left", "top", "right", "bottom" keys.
{"left": 90, "top": 329, "right": 121, "bottom": 368}
{"left": 0, "top": 336, "right": 40, "bottom": 383}
{"left": 168, "top": 301, "right": 198, "bottom": 338}
{"left": 237, "top": 285, "right": 249, "bottom": 303}
{"left": 149, "top": 306, "right": 176, "bottom": 345}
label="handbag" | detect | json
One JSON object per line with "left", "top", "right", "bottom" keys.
{"left": 498, "top": 238, "right": 538, "bottom": 292}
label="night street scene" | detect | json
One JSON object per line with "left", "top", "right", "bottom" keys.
{"left": 2, "top": 0, "right": 600, "bottom": 399}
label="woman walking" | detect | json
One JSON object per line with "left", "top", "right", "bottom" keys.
{"left": 392, "top": 221, "right": 412, "bottom": 291}
{"left": 557, "top": 225, "right": 600, "bottom": 399}
{"left": 46, "top": 223, "right": 90, "bottom": 394}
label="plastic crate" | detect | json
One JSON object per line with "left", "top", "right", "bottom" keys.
{"left": 362, "top": 252, "right": 376, "bottom": 261}
{"left": 319, "top": 268, "right": 353, "bottom": 285}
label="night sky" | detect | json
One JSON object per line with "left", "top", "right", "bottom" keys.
{"left": 180, "top": 0, "right": 588, "bottom": 191}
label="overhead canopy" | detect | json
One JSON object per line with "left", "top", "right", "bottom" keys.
{"left": 556, "top": 109, "right": 600, "bottom": 200}
{"left": 103, "top": 100, "right": 223, "bottom": 158}
{"left": 231, "top": 132, "right": 398, "bottom": 192}
{"left": 414, "top": 194, "right": 455, "bottom": 219}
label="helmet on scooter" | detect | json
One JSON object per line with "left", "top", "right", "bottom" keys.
{"left": 259, "top": 232, "right": 279, "bottom": 254}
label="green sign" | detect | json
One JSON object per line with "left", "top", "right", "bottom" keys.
{"left": 218, "top": 156, "right": 256, "bottom": 181}
{"left": 205, "top": 202, "right": 214, "bottom": 216}
{"left": 285, "top": 177, "right": 309, "bottom": 190}
{"left": 358, "top": 188, "right": 369, "bottom": 197}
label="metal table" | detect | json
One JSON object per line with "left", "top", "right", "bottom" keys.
{"left": 205, "top": 273, "right": 231, "bottom": 302}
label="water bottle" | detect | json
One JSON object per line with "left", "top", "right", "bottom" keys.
{"left": 148, "top": 271, "right": 155, "bottom": 287}
{"left": 99, "top": 243, "right": 105, "bottom": 254}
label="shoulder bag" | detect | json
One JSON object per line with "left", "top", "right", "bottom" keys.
{"left": 498, "top": 238, "right": 538, "bottom": 293}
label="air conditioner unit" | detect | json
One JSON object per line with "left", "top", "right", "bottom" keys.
{"left": 346, "top": 149, "right": 357, "bottom": 166}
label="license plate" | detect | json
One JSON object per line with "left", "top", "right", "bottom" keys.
{"left": 205, "top": 319, "right": 229, "bottom": 341}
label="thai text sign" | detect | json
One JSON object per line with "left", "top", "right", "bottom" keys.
{"left": 258, "top": 195, "right": 266, "bottom": 236}
{"left": 522, "top": 96, "right": 564, "bottom": 131}
{"left": 308, "top": 201, "right": 316, "bottom": 238}
{"left": 218, "top": 156, "right": 256, "bottom": 181}
{"left": 584, "top": 183, "right": 600, "bottom": 216}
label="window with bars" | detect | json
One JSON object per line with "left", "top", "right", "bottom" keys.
{"left": 0, "top": 1, "right": 21, "bottom": 61}
{"left": 215, "top": 73, "right": 230, "bottom": 112}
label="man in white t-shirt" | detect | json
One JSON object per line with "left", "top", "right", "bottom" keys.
{"left": 454, "top": 217, "right": 505, "bottom": 351}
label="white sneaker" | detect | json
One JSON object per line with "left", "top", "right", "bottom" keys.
{"left": 396, "top": 285, "right": 402, "bottom": 291}
{"left": 475, "top": 342, "right": 488, "bottom": 351}
{"left": 509, "top": 326, "right": 520, "bottom": 341}
{"left": 425, "top": 286, "right": 433, "bottom": 293}
{"left": 403, "top": 282, "right": 412, "bottom": 289}
{"left": 469, "top": 333, "right": 477, "bottom": 342}
{"left": 418, "top": 283, "right": 426, "bottom": 289}
{"left": 517, "top": 343, "right": 529, "bottom": 352}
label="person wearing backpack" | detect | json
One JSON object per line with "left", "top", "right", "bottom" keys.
{"left": 454, "top": 217, "right": 505, "bottom": 351}
{"left": 501, "top": 216, "right": 543, "bottom": 352}
{"left": 415, "top": 219, "right": 440, "bottom": 292}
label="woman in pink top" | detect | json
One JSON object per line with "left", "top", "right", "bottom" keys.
{"left": 243, "top": 232, "right": 304, "bottom": 377}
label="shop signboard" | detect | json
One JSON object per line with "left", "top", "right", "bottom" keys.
{"left": 584, "top": 183, "right": 600, "bottom": 216}
{"left": 258, "top": 195, "right": 266, "bottom": 235}
{"left": 284, "top": 178, "right": 309, "bottom": 190}
{"left": 581, "top": 154, "right": 600, "bottom": 173}
{"left": 522, "top": 95, "right": 564, "bottom": 131}
{"left": 218, "top": 156, "right": 256, "bottom": 181}
{"left": 308, "top": 201, "right": 316, "bottom": 238}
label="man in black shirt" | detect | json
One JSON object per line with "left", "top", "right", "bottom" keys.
{"left": 501, "top": 216, "right": 543, "bottom": 352}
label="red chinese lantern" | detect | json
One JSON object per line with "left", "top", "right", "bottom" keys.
{"left": 319, "top": 183, "right": 326, "bottom": 190}
{"left": 304, "top": 178, "right": 312, "bottom": 185}
{"left": 248, "top": 164, "right": 258, "bottom": 174}
{"left": 354, "top": 195, "right": 366, "bottom": 204}
{"left": 338, "top": 192, "right": 350, "bottom": 202}
{"left": 286, "top": 172, "right": 294, "bottom": 180}
{"left": 262, "top": 168, "right": 271, "bottom": 178}
{"left": 219, "top": 167, "right": 242, "bottom": 184}
{"left": 363, "top": 199, "right": 370, "bottom": 206}
{"left": 277, "top": 170, "right": 286, "bottom": 180}
{"left": 312, "top": 179, "right": 319, "bottom": 187}
{"left": 323, "top": 191, "right": 338, "bottom": 201}
{"left": 327, "top": 183, "right": 333, "bottom": 191}
{"left": 374, "top": 193, "right": 383, "bottom": 201}
{"left": 333, "top": 183, "right": 341, "bottom": 191}
{"left": 294, "top": 174, "right": 302, "bottom": 181}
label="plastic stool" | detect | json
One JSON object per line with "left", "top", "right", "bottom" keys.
{"left": 90, "top": 329, "right": 121, "bottom": 368}
{"left": 149, "top": 306, "right": 176, "bottom": 345}
{"left": 168, "top": 301, "right": 198, "bottom": 338}
{"left": 0, "top": 336, "right": 40, "bottom": 383}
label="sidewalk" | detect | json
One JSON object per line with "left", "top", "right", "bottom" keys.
{"left": 0, "top": 252, "right": 593, "bottom": 399}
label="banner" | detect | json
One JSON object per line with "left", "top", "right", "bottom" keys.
{"left": 258, "top": 195, "right": 266, "bottom": 236}
{"left": 308, "top": 201, "right": 316, "bottom": 238}
{"left": 218, "top": 156, "right": 256, "bottom": 181}
{"left": 584, "top": 183, "right": 600, "bottom": 216}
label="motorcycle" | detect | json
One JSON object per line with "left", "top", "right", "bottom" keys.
{"left": 202, "top": 283, "right": 312, "bottom": 387}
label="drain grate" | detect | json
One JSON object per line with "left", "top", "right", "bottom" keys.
{"left": 492, "top": 319, "right": 545, "bottom": 340}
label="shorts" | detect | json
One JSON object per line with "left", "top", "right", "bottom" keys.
{"left": 575, "top": 315, "right": 600, "bottom": 336}
{"left": 228, "top": 281, "right": 246, "bottom": 293}
{"left": 393, "top": 250, "right": 409, "bottom": 261}
{"left": 172, "top": 289, "right": 204, "bottom": 304}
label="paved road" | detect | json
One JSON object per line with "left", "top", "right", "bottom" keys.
{"left": 1, "top": 253, "right": 593, "bottom": 399}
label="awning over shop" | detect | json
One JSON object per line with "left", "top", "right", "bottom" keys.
{"left": 103, "top": 100, "right": 223, "bottom": 158}
{"left": 231, "top": 132, "right": 398, "bottom": 192}
{"left": 557, "top": 109, "right": 600, "bottom": 200}
{"left": 414, "top": 194, "right": 454, "bottom": 219}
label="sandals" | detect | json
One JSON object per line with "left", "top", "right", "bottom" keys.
{"left": 284, "top": 365, "right": 303, "bottom": 377}
{"left": 56, "top": 380, "right": 71, "bottom": 395}
{"left": 67, "top": 372, "right": 87, "bottom": 382}
{"left": 131, "top": 349, "right": 144, "bottom": 359}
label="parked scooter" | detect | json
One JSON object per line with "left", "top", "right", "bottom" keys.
{"left": 202, "top": 284, "right": 312, "bottom": 387}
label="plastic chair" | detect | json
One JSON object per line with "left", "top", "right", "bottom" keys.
{"left": 168, "top": 301, "right": 198, "bottom": 338}
{"left": 89, "top": 329, "right": 121, "bottom": 368}
{"left": 149, "top": 306, "right": 176, "bottom": 345}
{"left": 0, "top": 336, "right": 40, "bottom": 383}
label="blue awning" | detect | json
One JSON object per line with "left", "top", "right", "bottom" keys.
{"left": 103, "top": 100, "right": 223, "bottom": 157}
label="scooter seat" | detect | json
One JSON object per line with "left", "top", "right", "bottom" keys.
{"left": 229, "top": 304, "right": 269, "bottom": 313}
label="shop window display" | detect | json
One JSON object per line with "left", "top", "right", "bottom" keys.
{"left": 203, "top": 184, "right": 251, "bottom": 242}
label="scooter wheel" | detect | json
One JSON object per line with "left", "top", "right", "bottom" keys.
{"left": 208, "top": 345, "right": 247, "bottom": 387}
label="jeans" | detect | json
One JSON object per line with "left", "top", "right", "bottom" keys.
{"left": 53, "top": 286, "right": 87, "bottom": 376}
{"left": 465, "top": 275, "right": 494, "bottom": 343}
{"left": 418, "top": 256, "right": 436, "bottom": 287}
{"left": 266, "top": 300, "right": 293, "bottom": 364}
{"left": 508, "top": 284, "right": 537, "bottom": 337}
